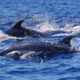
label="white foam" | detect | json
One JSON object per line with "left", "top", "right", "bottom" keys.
{"left": 0, "top": 30, "right": 25, "bottom": 42}
{"left": 24, "top": 14, "right": 80, "bottom": 37}
{"left": 36, "top": 21, "right": 80, "bottom": 36}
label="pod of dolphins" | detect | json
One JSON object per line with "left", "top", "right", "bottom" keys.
{"left": 0, "top": 20, "right": 79, "bottom": 60}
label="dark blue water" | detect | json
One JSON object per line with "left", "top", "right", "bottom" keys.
{"left": 0, "top": 0, "right": 80, "bottom": 80}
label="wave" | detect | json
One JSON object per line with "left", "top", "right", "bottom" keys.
{"left": 0, "top": 14, "right": 80, "bottom": 42}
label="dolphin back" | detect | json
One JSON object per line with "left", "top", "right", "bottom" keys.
{"left": 58, "top": 35, "right": 76, "bottom": 47}
{"left": 12, "top": 20, "right": 24, "bottom": 29}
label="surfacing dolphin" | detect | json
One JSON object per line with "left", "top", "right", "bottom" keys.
{"left": 4, "top": 20, "right": 51, "bottom": 38}
{"left": 0, "top": 35, "right": 77, "bottom": 60}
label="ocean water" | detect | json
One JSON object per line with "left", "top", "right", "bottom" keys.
{"left": 0, "top": 0, "right": 80, "bottom": 80}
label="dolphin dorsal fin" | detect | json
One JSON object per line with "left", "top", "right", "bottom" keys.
{"left": 13, "top": 20, "right": 24, "bottom": 29}
{"left": 58, "top": 35, "right": 76, "bottom": 46}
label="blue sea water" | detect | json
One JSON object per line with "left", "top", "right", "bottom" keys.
{"left": 0, "top": 0, "right": 80, "bottom": 80}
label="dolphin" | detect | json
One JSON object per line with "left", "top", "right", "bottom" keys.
{"left": 4, "top": 20, "right": 51, "bottom": 38}
{"left": 0, "top": 35, "right": 77, "bottom": 60}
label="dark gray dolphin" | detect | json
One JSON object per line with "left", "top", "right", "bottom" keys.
{"left": 4, "top": 20, "right": 51, "bottom": 38}
{"left": 0, "top": 35, "right": 77, "bottom": 60}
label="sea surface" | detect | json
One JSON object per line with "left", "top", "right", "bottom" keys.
{"left": 0, "top": 0, "right": 80, "bottom": 80}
